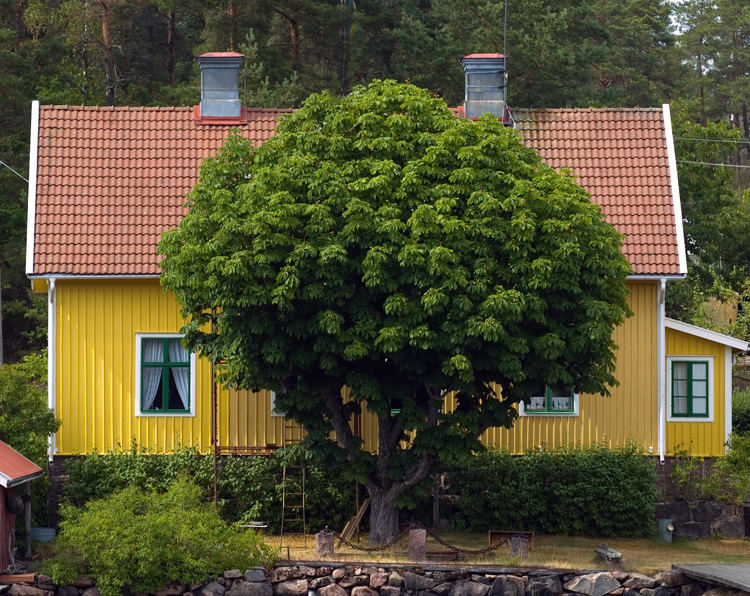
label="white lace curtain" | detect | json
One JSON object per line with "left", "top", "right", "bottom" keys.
{"left": 169, "top": 340, "right": 190, "bottom": 410}
{"left": 142, "top": 339, "right": 163, "bottom": 410}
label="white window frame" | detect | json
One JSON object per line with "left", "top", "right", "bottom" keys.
{"left": 667, "top": 355, "right": 714, "bottom": 422}
{"left": 135, "top": 333, "right": 197, "bottom": 417}
{"left": 519, "top": 388, "right": 580, "bottom": 417}
{"left": 270, "top": 391, "right": 285, "bottom": 417}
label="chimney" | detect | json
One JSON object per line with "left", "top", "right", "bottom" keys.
{"left": 461, "top": 53, "right": 507, "bottom": 120}
{"left": 196, "top": 52, "right": 244, "bottom": 119}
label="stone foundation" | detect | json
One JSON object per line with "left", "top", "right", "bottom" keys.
{"left": 655, "top": 502, "right": 745, "bottom": 539}
{"left": 4, "top": 563, "right": 748, "bottom": 596}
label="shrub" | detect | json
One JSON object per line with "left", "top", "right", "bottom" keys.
{"left": 64, "top": 444, "right": 355, "bottom": 533}
{"left": 445, "top": 443, "right": 657, "bottom": 537}
{"left": 733, "top": 388, "right": 750, "bottom": 434}
{"left": 44, "top": 478, "right": 277, "bottom": 596}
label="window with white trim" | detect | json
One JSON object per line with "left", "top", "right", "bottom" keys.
{"left": 667, "top": 356, "right": 713, "bottom": 421}
{"left": 520, "top": 386, "right": 579, "bottom": 416}
{"left": 135, "top": 334, "right": 196, "bottom": 416}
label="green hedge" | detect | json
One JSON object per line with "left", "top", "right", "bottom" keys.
{"left": 733, "top": 389, "right": 750, "bottom": 434}
{"left": 64, "top": 442, "right": 657, "bottom": 538}
{"left": 63, "top": 444, "right": 355, "bottom": 533}
{"left": 443, "top": 443, "right": 657, "bottom": 537}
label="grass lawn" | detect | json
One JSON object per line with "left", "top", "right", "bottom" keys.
{"left": 269, "top": 531, "right": 750, "bottom": 575}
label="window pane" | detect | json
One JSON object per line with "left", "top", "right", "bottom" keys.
{"left": 692, "top": 398, "right": 707, "bottom": 415}
{"left": 168, "top": 339, "right": 189, "bottom": 363}
{"left": 673, "top": 380, "right": 688, "bottom": 397}
{"left": 673, "top": 396, "right": 688, "bottom": 414}
{"left": 528, "top": 396, "right": 546, "bottom": 410}
{"left": 692, "top": 362, "right": 707, "bottom": 380}
{"left": 673, "top": 362, "right": 688, "bottom": 379}
{"left": 692, "top": 381, "right": 707, "bottom": 397}
{"left": 551, "top": 397, "right": 571, "bottom": 411}
{"left": 143, "top": 339, "right": 164, "bottom": 363}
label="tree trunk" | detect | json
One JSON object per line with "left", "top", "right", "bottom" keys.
{"left": 166, "top": 10, "right": 175, "bottom": 85}
{"left": 366, "top": 483, "right": 401, "bottom": 545}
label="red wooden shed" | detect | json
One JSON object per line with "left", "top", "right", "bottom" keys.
{"left": 0, "top": 440, "right": 44, "bottom": 572}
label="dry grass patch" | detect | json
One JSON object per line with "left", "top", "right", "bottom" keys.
{"left": 268, "top": 532, "right": 750, "bottom": 575}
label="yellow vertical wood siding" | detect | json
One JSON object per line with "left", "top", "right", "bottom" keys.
{"left": 665, "top": 328, "right": 727, "bottom": 456}
{"left": 55, "top": 279, "right": 661, "bottom": 456}
{"left": 466, "top": 281, "right": 659, "bottom": 453}
{"left": 55, "top": 279, "right": 284, "bottom": 454}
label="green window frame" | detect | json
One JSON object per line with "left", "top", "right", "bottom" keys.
{"left": 139, "top": 336, "right": 191, "bottom": 414}
{"left": 524, "top": 386, "right": 576, "bottom": 415}
{"left": 670, "top": 359, "right": 710, "bottom": 419}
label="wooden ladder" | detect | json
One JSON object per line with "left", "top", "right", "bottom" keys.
{"left": 280, "top": 417, "right": 306, "bottom": 547}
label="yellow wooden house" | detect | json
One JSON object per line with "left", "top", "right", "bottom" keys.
{"left": 25, "top": 53, "right": 746, "bottom": 462}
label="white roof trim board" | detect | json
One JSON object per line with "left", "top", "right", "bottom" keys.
{"left": 662, "top": 104, "right": 688, "bottom": 276}
{"left": 25, "top": 100, "right": 40, "bottom": 275}
{"left": 665, "top": 317, "right": 748, "bottom": 351}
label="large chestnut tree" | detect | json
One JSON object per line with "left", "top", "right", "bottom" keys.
{"left": 160, "top": 80, "right": 631, "bottom": 543}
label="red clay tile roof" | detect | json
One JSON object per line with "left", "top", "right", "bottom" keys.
{"left": 0, "top": 440, "right": 44, "bottom": 488}
{"left": 29, "top": 104, "right": 684, "bottom": 277}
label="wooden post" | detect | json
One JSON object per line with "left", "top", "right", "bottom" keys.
{"left": 24, "top": 483, "right": 31, "bottom": 558}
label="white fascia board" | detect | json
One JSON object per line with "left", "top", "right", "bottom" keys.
{"left": 662, "top": 104, "right": 688, "bottom": 276}
{"left": 725, "top": 345, "right": 732, "bottom": 450}
{"left": 665, "top": 317, "right": 749, "bottom": 351}
{"left": 627, "top": 274, "right": 686, "bottom": 281}
{"left": 28, "top": 274, "right": 161, "bottom": 279}
{"left": 2, "top": 469, "right": 46, "bottom": 488}
{"left": 25, "top": 100, "right": 40, "bottom": 276}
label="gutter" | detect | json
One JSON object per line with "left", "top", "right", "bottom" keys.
{"left": 657, "top": 278, "right": 666, "bottom": 463}
{"left": 0, "top": 469, "right": 46, "bottom": 489}
{"left": 48, "top": 278, "right": 56, "bottom": 461}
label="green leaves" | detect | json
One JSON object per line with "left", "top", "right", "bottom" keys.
{"left": 160, "top": 79, "right": 631, "bottom": 510}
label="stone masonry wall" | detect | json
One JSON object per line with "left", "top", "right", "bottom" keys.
{"left": 4, "top": 563, "right": 748, "bottom": 596}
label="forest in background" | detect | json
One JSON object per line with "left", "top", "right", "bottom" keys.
{"left": 0, "top": 0, "right": 748, "bottom": 363}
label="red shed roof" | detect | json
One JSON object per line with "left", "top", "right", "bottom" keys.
{"left": 0, "top": 441, "right": 44, "bottom": 488}
{"left": 27, "top": 104, "right": 686, "bottom": 277}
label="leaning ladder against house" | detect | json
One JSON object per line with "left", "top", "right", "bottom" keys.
{"left": 280, "top": 417, "right": 306, "bottom": 547}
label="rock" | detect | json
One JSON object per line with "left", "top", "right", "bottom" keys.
{"left": 310, "top": 578, "right": 333, "bottom": 591}
{"left": 315, "top": 569, "right": 334, "bottom": 579}
{"left": 9, "top": 586, "right": 47, "bottom": 596}
{"left": 218, "top": 580, "right": 228, "bottom": 588}
{"left": 432, "top": 573, "right": 462, "bottom": 583}
{"left": 680, "top": 584, "right": 704, "bottom": 596}
{"left": 227, "top": 583, "right": 272, "bottom": 596}
{"left": 225, "top": 572, "right": 244, "bottom": 581}
{"left": 379, "top": 588, "right": 401, "bottom": 596}
{"left": 470, "top": 577, "right": 491, "bottom": 586}
{"left": 528, "top": 577, "right": 562, "bottom": 596}
{"left": 654, "top": 588, "right": 677, "bottom": 596}
{"left": 351, "top": 588, "right": 379, "bottom": 596}
{"left": 270, "top": 569, "right": 302, "bottom": 583}
{"left": 200, "top": 582, "right": 227, "bottom": 596}
{"left": 317, "top": 585, "right": 347, "bottom": 596}
{"left": 332, "top": 570, "right": 347, "bottom": 581}
{"left": 654, "top": 572, "right": 689, "bottom": 587}
{"left": 388, "top": 573, "right": 404, "bottom": 588}
{"left": 701, "top": 589, "right": 730, "bottom": 596}
{"left": 81, "top": 589, "right": 99, "bottom": 596}
{"left": 298, "top": 568, "right": 317, "bottom": 578}
{"left": 370, "top": 574, "right": 389, "bottom": 589}
{"left": 71, "top": 580, "right": 93, "bottom": 590}
{"left": 274, "top": 580, "right": 308, "bottom": 596}
{"left": 611, "top": 572, "right": 628, "bottom": 582}
{"left": 623, "top": 573, "right": 656, "bottom": 590}
{"left": 450, "top": 581, "right": 490, "bottom": 596}
{"left": 433, "top": 583, "right": 454, "bottom": 596}
{"left": 36, "top": 577, "right": 54, "bottom": 590}
{"left": 339, "top": 577, "right": 368, "bottom": 589}
{"left": 154, "top": 584, "right": 187, "bottom": 596}
{"left": 563, "top": 572, "right": 620, "bottom": 596}
{"left": 245, "top": 571, "right": 267, "bottom": 583}
{"left": 488, "top": 577, "right": 522, "bottom": 596}
{"left": 403, "top": 573, "right": 436, "bottom": 592}
{"left": 55, "top": 587, "right": 77, "bottom": 596}
{"left": 673, "top": 522, "right": 711, "bottom": 540}
{"left": 640, "top": 589, "right": 656, "bottom": 596}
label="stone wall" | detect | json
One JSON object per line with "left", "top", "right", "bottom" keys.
{"left": 4, "top": 563, "right": 746, "bottom": 596}
{"left": 655, "top": 502, "right": 745, "bottom": 539}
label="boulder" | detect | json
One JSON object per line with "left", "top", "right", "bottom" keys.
{"left": 654, "top": 572, "right": 689, "bottom": 587}
{"left": 200, "top": 582, "right": 226, "bottom": 596}
{"left": 388, "top": 573, "right": 404, "bottom": 588}
{"left": 317, "top": 584, "right": 348, "bottom": 596}
{"left": 528, "top": 577, "right": 562, "bottom": 596}
{"left": 433, "top": 583, "right": 454, "bottom": 596}
{"left": 310, "top": 578, "right": 333, "bottom": 590}
{"left": 378, "top": 588, "right": 401, "bottom": 596}
{"left": 563, "top": 572, "right": 620, "bottom": 596}
{"left": 225, "top": 572, "right": 244, "bottom": 581}
{"left": 81, "top": 588, "right": 99, "bottom": 596}
{"left": 332, "top": 569, "right": 347, "bottom": 581}
{"left": 351, "top": 588, "right": 379, "bottom": 596}
{"left": 226, "top": 582, "right": 272, "bottom": 596}
{"left": 488, "top": 577, "right": 522, "bottom": 596}
{"left": 450, "top": 581, "right": 490, "bottom": 596}
{"left": 623, "top": 573, "right": 656, "bottom": 590}
{"left": 274, "top": 580, "right": 308, "bottom": 596}
{"left": 403, "top": 573, "right": 436, "bottom": 592}
{"left": 55, "top": 587, "right": 77, "bottom": 596}
{"left": 245, "top": 571, "right": 267, "bottom": 584}
{"left": 369, "top": 573, "right": 389, "bottom": 589}
{"left": 9, "top": 586, "right": 47, "bottom": 596}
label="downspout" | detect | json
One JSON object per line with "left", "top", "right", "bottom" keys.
{"left": 48, "top": 278, "right": 56, "bottom": 461}
{"left": 657, "top": 278, "right": 666, "bottom": 463}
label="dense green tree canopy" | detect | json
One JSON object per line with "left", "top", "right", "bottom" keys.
{"left": 160, "top": 80, "right": 632, "bottom": 542}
